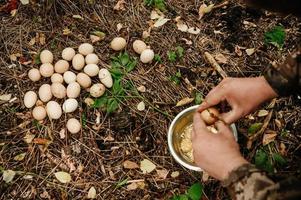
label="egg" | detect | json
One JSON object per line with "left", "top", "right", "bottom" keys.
{"left": 32, "top": 106, "right": 47, "bottom": 121}
{"left": 63, "top": 71, "right": 77, "bottom": 84}
{"left": 46, "top": 101, "right": 62, "bottom": 119}
{"left": 62, "top": 98, "right": 78, "bottom": 113}
{"left": 51, "top": 83, "right": 66, "bottom": 99}
{"left": 98, "top": 68, "right": 113, "bottom": 88}
{"left": 110, "top": 37, "right": 127, "bottom": 51}
{"left": 85, "top": 53, "right": 99, "bottom": 64}
{"left": 76, "top": 73, "right": 91, "bottom": 88}
{"left": 40, "top": 50, "right": 53, "bottom": 64}
{"left": 51, "top": 73, "right": 64, "bottom": 83}
{"left": 72, "top": 54, "right": 85, "bottom": 70}
{"left": 38, "top": 84, "right": 52, "bottom": 102}
{"left": 40, "top": 63, "right": 54, "bottom": 77}
{"left": 140, "top": 49, "right": 154, "bottom": 63}
{"left": 90, "top": 83, "right": 106, "bottom": 97}
{"left": 133, "top": 40, "right": 147, "bottom": 54}
{"left": 84, "top": 64, "right": 99, "bottom": 77}
{"left": 66, "top": 118, "right": 81, "bottom": 134}
{"left": 66, "top": 82, "right": 81, "bottom": 98}
{"left": 62, "top": 47, "right": 76, "bottom": 61}
{"left": 28, "top": 68, "right": 41, "bottom": 82}
{"left": 54, "top": 60, "right": 69, "bottom": 74}
{"left": 200, "top": 107, "right": 220, "bottom": 125}
{"left": 24, "top": 91, "right": 38, "bottom": 108}
{"left": 78, "top": 43, "right": 94, "bottom": 56}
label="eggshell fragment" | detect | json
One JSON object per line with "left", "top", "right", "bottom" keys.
{"left": 72, "top": 54, "right": 85, "bottom": 70}
{"left": 62, "top": 47, "right": 76, "bottom": 61}
{"left": 66, "top": 82, "right": 81, "bottom": 98}
{"left": 63, "top": 71, "right": 77, "bottom": 84}
{"left": 40, "top": 50, "right": 53, "bottom": 64}
{"left": 51, "top": 83, "right": 66, "bottom": 99}
{"left": 54, "top": 60, "right": 69, "bottom": 74}
{"left": 32, "top": 106, "right": 47, "bottom": 121}
{"left": 133, "top": 40, "right": 147, "bottom": 54}
{"left": 51, "top": 73, "right": 64, "bottom": 83}
{"left": 40, "top": 63, "right": 54, "bottom": 77}
{"left": 38, "top": 84, "right": 52, "bottom": 102}
{"left": 28, "top": 68, "right": 41, "bottom": 82}
{"left": 78, "top": 43, "right": 94, "bottom": 56}
{"left": 46, "top": 101, "right": 62, "bottom": 119}
{"left": 90, "top": 83, "right": 106, "bottom": 97}
{"left": 66, "top": 118, "right": 81, "bottom": 134}
{"left": 98, "top": 68, "right": 113, "bottom": 88}
{"left": 24, "top": 91, "right": 38, "bottom": 108}
{"left": 140, "top": 49, "right": 154, "bottom": 63}
{"left": 200, "top": 107, "right": 220, "bottom": 125}
{"left": 62, "top": 98, "right": 78, "bottom": 113}
{"left": 84, "top": 64, "right": 99, "bottom": 77}
{"left": 85, "top": 53, "right": 99, "bottom": 64}
{"left": 76, "top": 73, "right": 91, "bottom": 88}
{"left": 110, "top": 37, "right": 127, "bottom": 51}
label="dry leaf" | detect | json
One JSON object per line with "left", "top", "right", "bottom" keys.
{"left": 24, "top": 132, "right": 35, "bottom": 144}
{"left": 20, "top": 0, "right": 29, "bottom": 5}
{"left": 14, "top": 153, "right": 26, "bottom": 161}
{"left": 140, "top": 159, "right": 156, "bottom": 174}
{"left": 72, "top": 15, "right": 83, "bottom": 20}
{"left": 198, "top": 3, "right": 214, "bottom": 19}
{"left": 123, "top": 160, "right": 139, "bottom": 169}
{"left": 235, "top": 45, "right": 242, "bottom": 56}
{"left": 3, "top": 170, "right": 16, "bottom": 183}
{"left": 39, "top": 33, "right": 46, "bottom": 45}
{"left": 246, "top": 48, "right": 255, "bottom": 56}
{"left": 137, "top": 85, "right": 146, "bottom": 93}
{"left": 150, "top": 10, "right": 162, "bottom": 20}
{"left": 40, "top": 191, "right": 51, "bottom": 199}
{"left": 215, "top": 53, "right": 228, "bottom": 64}
{"left": 202, "top": 171, "right": 210, "bottom": 182}
{"left": 90, "top": 35, "right": 100, "bottom": 43}
{"left": 29, "top": 38, "right": 36, "bottom": 46}
{"left": 91, "top": 31, "right": 106, "bottom": 40}
{"left": 156, "top": 169, "right": 169, "bottom": 179}
{"left": 87, "top": 186, "right": 97, "bottom": 199}
{"left": 127, "top": 182, "right": 138, "bottom": 190}
{"left": 243, "top": 20, "right": 257, "bottom": 28}
{"left": 171, "top": 171, "right": 180, "bottom": 178}
{"left": 214, "top": 30, "right": 223, "bottom": 34}
{"left": 11, "top": 9, "right": 17, "bottom": 17}
{"left": 54, "top": 171, "right": 71, "bottom": 183}
{"left": 154, "top": 17, "right": 170, "bottom": 28}
{"left": 181, "top": 38, "right": 192, "bottom": 45}
{"left": 262, "top": 131, "right": 277, "bottom": 145}
{"left": 63, "top": 28, "right": 71, "bottom": 35}
{"left": 137, "top": 101, "right": 145, "bottom": 111}
{"left": 187, "top": 27, "right": 200, "bottom": 35}
{"left": 59, "top": 129, "right": 66, "bottom": 139}
{"left": 84, "top": 97, "right": 95, "bottom": 106}
{"left": 176, "top": 97, "right": 194, "bottom": 107}
{"left": 33, "top": 138, "right": 51, "bottom": 145}
{"left": 0, "top": 94, "right": 12, "bottom": 101}
{"left": 257, "top": 109, "right": 269, "bottom": 117}
{"left": 175, "top": 17, "right": 188, "bottom": 32}
{"left": 279, "top": 142, "right": 286, "bottom": 156}
{"left": 114, "top": 0, "right": 125, "bottom": 11}
{"left": 117, "top": 23, "right": 123, "bottom": 32}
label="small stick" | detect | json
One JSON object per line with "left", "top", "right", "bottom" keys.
{"left": 204, "top": 52, "right": 228, "bottom": 78}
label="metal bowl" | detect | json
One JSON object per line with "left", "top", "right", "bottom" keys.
{"left": 167, "top": 105, "right": 238, "bottom": 171}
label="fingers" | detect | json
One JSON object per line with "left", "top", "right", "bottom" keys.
{"left": 193, "top": 112, "right": 207, "bottom": 131}
{"left": 215, "top": 120, "right": 235, "bottom": 140}
{"left": 198, "top": 85, "right": 225, "bottom": 112}
{"left": 220, "top": 105, "right": 242, "bottom": 124}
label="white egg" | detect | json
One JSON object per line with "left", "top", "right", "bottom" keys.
{"left": 40, "top": 50, "right": 53, "bottom": 64}
{"left": 24, "top": 91, "right": 37, "bottom": 108}
{"left": 76, "top": 73, "right": 91, "bottom": 88}
{"left": 140, "top": 49, "right": 154, "bottom": 63}
{"left": 66, "top": 82, "right": 81, "bottom": 98}
{"left": 51, "top": 73, "right": 64, "bottom": 83}
{"left": 110, "top": 37, "right": 127, "bottom": 51}
{"left": 38, "top": 84, "right": 52, "bottom": 102}
{"left": 98, "top": 68, "right": 113, "bottom": 88}
{"left": 133, "top": 40, "right": 147, "bottom": 54}
{"left": 78, "top": 43, "right": 94, "bottom": 56}
{"left": 40, "top": 63, "right": 54, "bottom": 77}
{"left": 66, "top": 118, "right": 81, "bottom": 134}
{"left": 62, "top": 47, "right": 75, "bottom": 61}
{"left": 46, "top": 101, "right": 62, "bottom": 119}
{"left": 62, "top": 98, "right": 78, "bottom": 113}
{"left": 32, "top": 106, "right": 47, "bottom": 121}
{"left": 63, "top": 71, "right": 77, "bottom": 84}
{"left": 85, "top": 53, "right": 99, "bottom": 64}
{"left": 72, "top": 54, "right": 85, "bottom": 70}
{"left": 28, "top": 68, "right": 41, "bottom": 82}
{"left": 54, "top": 60, "right": 69, "bottom": 74}
{"left": 51, "top": 83, "right": 66, "bottom": 99}
{"left": 90, "top": 83, "right": 106, "bottom": 97}
{"left": 84, "top": 64, "right": 99, "bottom": 77}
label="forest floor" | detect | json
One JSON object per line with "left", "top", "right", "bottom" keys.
{"left": 0, "top": 0, "right": 300, "bottom": 199}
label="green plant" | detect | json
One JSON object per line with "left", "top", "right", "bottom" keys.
{"left": 154, "top": 54, "right": 162, "bottom": 63}
{"left": 81, "top": 113, "right": 87, "bottom": 127}
{"left": 171, "top": 182, "right": 203, "bottom": 200}
{"left": 169, "top": 70, "right": 182, "bottom": 85}
{"left": 254, "top": 148, "right": 287, "bottom": 173}
{"left": 248, "top": 123, "right": 263, "bottom": 135}
{"left": 167, "top": 46, "right": 185, "bottom": 62}
{"left": 264, "top": 26, "right": 286, "bottom": 49}
{"left": 194, "top": 92, "right": 203, "bottom": 105}
{"left": 144, "top": 0, "right": 166, "bottom": 12}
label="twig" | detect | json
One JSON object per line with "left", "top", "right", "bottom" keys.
{"left": 204, "top": 52, "right": 228, "bottom": 78}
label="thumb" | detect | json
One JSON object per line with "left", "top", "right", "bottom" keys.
{"left": 220, "top": 109, "right": 240, "bottom": 124}
{"left": 215, "top": 121, "right": 235, "bottom": 140}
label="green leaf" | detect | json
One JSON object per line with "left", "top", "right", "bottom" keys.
{"left": 176, "top": 70, "right": 181, "bottom": 78}
{"left": 91, "top": 31, "right": 106, "bottom": 40}
{"left": 264, "top": 26, "right": 285, "bottom": 49}
{"left": 154, "top": 0, "right": 166, "bottom": 11}
{"left": 255, "top": 149, "right": 268, "bottom": 167}
{"left": 93, "top": 96, "right": 108, "bottom": 108}
{"left": 168, "top": 51, "right": 177, "bottom": 62}
{"left": 34, "top": 54, "right": 41, "bottom": 64}
{"left": 272, "top": 153, "right": 286, "bottom": 166}
{"left": 116, "top": 178, "right": 128, "bottom": 188}
{"left": 248, "top": 123, "right": 262, "bottom": 134}
{"left": 81, "top": 113, "right": 87, "bottom": 127}
{"left": 195, "top": 92, "right": 203, "bottom": 105}
{"left": 120, "top": 52, "right": 130, "bottom": 66}
{"left": 112, "top": 79, "right": 124, "bottom": 95}
{"left": 154, "top": 54, "right": 162, "bottom": 63}
{"left": 126, "top": 59, "right": 137, "bottom": 72}
{"left": 107, "top": 98, "right": 119, "bottom": 114}
{"left": 176, "top": 46, "right": 184, "bottom": 58}
{"left": 188, "top": 182, "right": 203, "bottom": 200}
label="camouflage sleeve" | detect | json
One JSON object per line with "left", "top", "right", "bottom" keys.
{"left": 221, "top": 163, "right": 301, "bottom": 200}
{"left": 264, "top": 48, "right": 301, "bottom": 96}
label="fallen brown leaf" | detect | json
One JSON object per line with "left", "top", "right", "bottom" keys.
{"left": 215, "top": 53, "right": 228, "bottom": 64}
{"left": 262, "top": 130, "right": 277, "bottom": 145}
{"left": 176, "top": 97, "right": 194, "bottom": 107}
{"left": 123, "top": 160, "right": 139, "bottom": 169}
{"left": 156, "top": 169, "right": 169, "bottom": 179}
{"left": 114, "top": 0, "right": 125, "bottom": 11}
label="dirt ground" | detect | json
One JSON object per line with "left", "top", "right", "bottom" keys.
{"left": 0, "top": 0, "right": 300, "bottom": 199}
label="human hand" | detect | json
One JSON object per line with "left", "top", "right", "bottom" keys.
{"left": 192, "top": 112, "right": 248, "bottom": 180}
{"left": 198, "top": 76, "right": 278, "bottom": 124}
